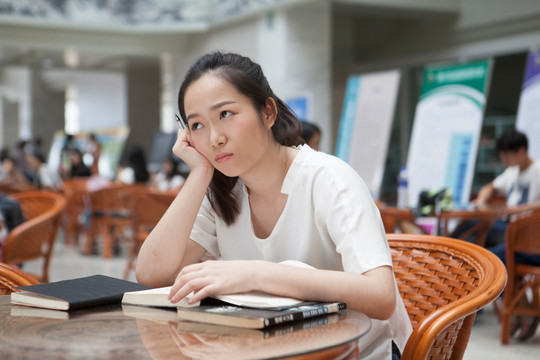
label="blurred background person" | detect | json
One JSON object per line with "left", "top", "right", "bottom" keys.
{"left": 0, "top": 151, "right": 33, "bottom": 190}
{"left": 116, "top": 144, "right": 150, "bottom": 185}
{"left": 25, "top": 149, "right": 63, "bottom": 190}
{"left": 152, "top": 155, "right": 185, "bottom": 193}
{"left": 65, "top": 148, "right": 92, "bottom": 179}
{"left": 301, "top": 121, "right": 322, "bottom": 151}
{"left": 85, "top": 133, "right": 102, "bottom": 175}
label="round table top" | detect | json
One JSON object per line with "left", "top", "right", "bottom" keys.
{"left": 0, "top": 296, "right": 372, "bottom": 359}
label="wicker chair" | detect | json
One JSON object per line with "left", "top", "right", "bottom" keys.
{"left": 2, "top": 191, "right": 67, "bottom": 283}
{"left": 85, "top": 184, "right": 153, "bottom": 258}
{"left": 0, "top": 262, "right": 40, "bottom": 295}
{"left": 387, "top": 233, "right": 507, "bottom": 360}
{"left": 62, "top": 178, "right": 91, "bottom": 245}
{"left": 500, "top": 210, "right": 540, "bottom": 344}
{"left": 377, "top": 204, "right": 426, "bottom": 234}
{"left": 0, "top": 183, "right": 37, "bottom": 194}
{"left": 123, "top": 191, "right": 175, "bottom": 279}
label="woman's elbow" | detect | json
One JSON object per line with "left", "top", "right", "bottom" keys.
{"left": 135, "top": 266, "right": 152, "bottom": 286}
{"left": 372, "top": 286, "right": 397, "bottom": 320}
{"left": 376, "top": 292, "right": 396, "bottom": 320}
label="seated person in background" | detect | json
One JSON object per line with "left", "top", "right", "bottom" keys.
{"left": 300, "top": 121, "right": 321, "bottom": 151}
{"left": 476, "top": 129, "right": 540, "bottom": 341}
{"left": 152, "top": 155, "right": 185, "bottom": 193}
{"left": 86, "top": 133, "right": 101, "bottom": 175}
{"left": 116, "top": 144, "right": 150, "bottom": 185}
{"left": 0, "top": 153, "right": 33, "bottom": 190}
{"left": 62, "top": 149, "right": 92, "bottom": 179}
{"left": 25, "top": 150, "right": 63, "bottom": 190}
{"left": 471, "top": 128, "right": 540, "bottom": 246}
{"left": 136, "top": 51, "right": 412, "bottom": 359}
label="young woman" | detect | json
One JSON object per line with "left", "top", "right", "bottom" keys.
{"left": 116, "top": 144, "right": 150, "bottom": 184}
{"left": 136, "top": 52, "right": 411, "bottom": 358}
{"left": 152, "top": 156, "right": 185, "bottom": 193}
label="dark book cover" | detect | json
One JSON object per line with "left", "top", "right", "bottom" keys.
{"left": 12, "top": 274, "right": 151, "bottom": 311}
{"left": 177, "top": 300, "right": 346, "bottom": 329}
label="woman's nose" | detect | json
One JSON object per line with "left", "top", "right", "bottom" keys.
{"left": 210, "top": 126, "right": 226, "bottom": 147}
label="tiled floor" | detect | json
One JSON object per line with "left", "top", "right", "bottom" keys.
{"left": 22, "top": 232, "right": 540, "bottom": 359}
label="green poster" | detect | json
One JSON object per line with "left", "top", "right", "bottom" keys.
{"left": 406, "top": 59, "right": 491, "bottom": 208}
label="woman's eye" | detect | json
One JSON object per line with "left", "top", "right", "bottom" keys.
{"left": 190, "top": 122, "right": 203, "bottom": 131}
{"left": 220, "top": 111, "right": 233, "bottom": 119}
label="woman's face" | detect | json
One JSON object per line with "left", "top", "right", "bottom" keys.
{"left": 183, "top": 74, "right": 275, "bottom": 177}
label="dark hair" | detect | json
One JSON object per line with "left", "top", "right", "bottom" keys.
{"left": 178, "top": 51, "right": 304, "bottom": 225}
{"left": 30, "top": 149, "right": 46, "bottom": 164}
{"left": 0, "top": 147, "right": 10, "bottom": 162}
{"left": 164, "top": 155, "right": 181, "bottom": 180}
{"left": 123, "top": 145, "right": 150, "bottom": 183}
{"left": 496, "top": 128, "right": 528, "bottom": 153}
{"left": 301, "top": 121, "right": 321, "bottom": 144}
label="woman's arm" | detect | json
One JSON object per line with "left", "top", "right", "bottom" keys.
{"left": 136, "top": 129, "right": 214, "bottom": 287}
{"left": 168, "top": 260, "right": 396, "bottom": 320}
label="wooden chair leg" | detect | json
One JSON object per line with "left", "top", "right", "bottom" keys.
{"left": 103, "top": 224, "right": 113, "bottom": 259}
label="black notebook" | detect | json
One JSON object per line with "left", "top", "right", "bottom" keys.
{"left": 11, "top": 274, "right": 151, "bottom": 311}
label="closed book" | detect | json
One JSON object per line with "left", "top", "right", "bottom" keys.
{"left": 177, "top": 301, "right": 346, "bottom": 329}
{"left": 11, "top": 274, "right": 151, "bottom": 311}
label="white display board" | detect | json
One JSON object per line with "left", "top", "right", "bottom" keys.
{"left": 406, "top": 60, "right": 491, "bottom": 208}
{"left": 335, "top": 70, "right": 401, "bottom": 199}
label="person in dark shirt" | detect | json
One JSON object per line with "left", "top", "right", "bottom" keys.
{"left": 67, "top": 149, "right": 91, "bottom": 178}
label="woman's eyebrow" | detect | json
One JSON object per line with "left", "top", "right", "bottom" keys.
{"left": 210, "top": 100, "right": 236, "bottom": 111}
{"left": 186, "top": 100, "right": 237, "bottom": 121}
{"left": 186, "top": 113, "right": 198, "bottom": 121}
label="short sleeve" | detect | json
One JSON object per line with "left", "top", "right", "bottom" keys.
{"left": 189, "top": 196, "right": 221, "bottom": 259}
{"left": 492, "top": 167, "right": 514, "bottom": 193}
{"left": 313, "top": 162, "right": 391, "bottom": 274}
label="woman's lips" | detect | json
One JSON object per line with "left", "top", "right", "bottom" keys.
{"left": 215, "top": 153, "right": 233, "bottom": 163}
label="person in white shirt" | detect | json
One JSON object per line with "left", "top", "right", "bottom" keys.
{"left": 136, "top": 51, "right": 412, "bottom": 359}
{"left": 152, "top": 156, "right": 185, "bottom": 193}
{"left": 471, "top": 129, "right": 540, "bottom": 246}
{"left": 25, "top": 150, "right": 63, "bottom": 190}
{"left": 473, "top": 129, "right": 540, "bottom": 341}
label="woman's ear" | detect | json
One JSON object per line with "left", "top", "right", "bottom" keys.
{"left": 262, "top": 98, "right": 278, "bottom": 129}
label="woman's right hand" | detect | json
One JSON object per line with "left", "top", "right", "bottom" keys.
{"left": 172, "top": 128, "right": 213, "bottom": 174}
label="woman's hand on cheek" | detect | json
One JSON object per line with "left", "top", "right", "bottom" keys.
{"left": 172, "top": 129, "right": 213, "bottom": 173}
{"left": 168, "top": 260, "right": 261, "bottom": 305}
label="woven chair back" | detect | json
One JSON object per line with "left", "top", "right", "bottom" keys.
{"left": 0, "top": 262, "right": 40, "bottom": 295}
{"left": 3, "top": 191, "right": 67, "bottom": 283}
{"left": 388, "top": 234, "right": 506, "bottom": 360}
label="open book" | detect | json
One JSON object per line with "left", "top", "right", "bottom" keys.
{"left": 121, "top": 286, "right": 306, "bottom": 309}
{"left": 122, "top": 260, "right": 316, "bottom": 309}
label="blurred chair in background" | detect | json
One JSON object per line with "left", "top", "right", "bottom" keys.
{"left": 62, "top": 178, "right": 91, "bottom": 246}
{"left": 2, "top": 191, "right": 66, "bottom": 283}
{"left": 85, "top": 184, "right": 152, "bottom": 258}
{"left": 124, "top": 191, "right": 175, "bottom": 279}
{"left": 499, "top": 210, "right": 540, "bottom": 344}
{"left": 376, "top": 202, "right": 427, "bottom": 234}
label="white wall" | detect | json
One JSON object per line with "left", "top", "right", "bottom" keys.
{"left": 0, "top": 67, "right": 32, "bottom": 145}
{"left": 42, "top": 69, "right": 126, "bottom": 131}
